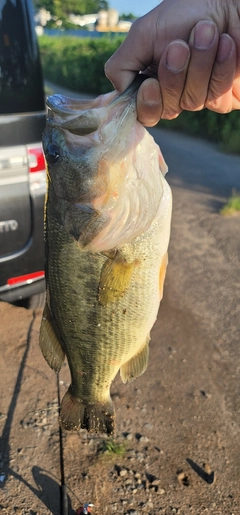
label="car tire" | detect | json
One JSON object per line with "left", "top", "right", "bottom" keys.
{"left": 27, "top": 292, "right": 46, "bottom": 309}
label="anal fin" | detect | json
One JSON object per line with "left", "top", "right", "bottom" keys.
{"left": 39, "top": 303, "right": 65, "bottom": 372}
{"left": 120, "top": 339, "right": 149, "bottom": 384}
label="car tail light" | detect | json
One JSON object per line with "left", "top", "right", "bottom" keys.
{"left": 27, "top": 145, "right": 46, "bottom": 196}
{"left": 28, "top": 147, "right": 46, "bottom": 173}
{"left": 7, "top": 271, "right": 45, "bottom": 286}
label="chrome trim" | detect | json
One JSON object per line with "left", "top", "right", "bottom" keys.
{"left": 0, "top": 274, "right": 45, "bottom": 292}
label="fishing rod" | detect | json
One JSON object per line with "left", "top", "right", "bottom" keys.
{"left": 57, "top": 373, "right": 69, "bottom": 515}
{"left": 56, "top": 375, "right": 94, "bottom": 515}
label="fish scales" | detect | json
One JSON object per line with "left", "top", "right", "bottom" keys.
{"left": 39, "top": 78, "right": 172, "bottom": 434}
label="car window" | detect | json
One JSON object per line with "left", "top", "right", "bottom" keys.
{"left": 0, "top": 0, "right": 45, "bottom": 114}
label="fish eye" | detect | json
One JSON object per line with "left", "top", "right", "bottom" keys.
{"left": 45, "top": 143, "right": 61, "bottom": 165}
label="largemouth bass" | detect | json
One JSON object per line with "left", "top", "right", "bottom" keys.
{"left": 39, "top": 78, "right": 172, "bottom": 435}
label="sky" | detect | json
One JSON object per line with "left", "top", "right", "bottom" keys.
{"left": 109, "top": 0, "right": 162, "bottom": 18}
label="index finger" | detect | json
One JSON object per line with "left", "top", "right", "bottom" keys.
{"left": 105, "top": 17, "right": 158, "bottom": 92}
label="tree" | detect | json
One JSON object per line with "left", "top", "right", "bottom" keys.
{"left": 33, "top": 0, "right": 54, "bottom": 14}
{"left": 119, "top": 12, "right": 137, "bottom": 21}
{"left": 33, "top": 0, "right": 109, "bottom": 16}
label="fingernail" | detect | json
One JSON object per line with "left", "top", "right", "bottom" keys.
{"left": 193, "top": 21, "right": 217, "bottom": 49}
{"left": 217, "top": 34, "right": 234, "bottom": 61}
{"left": 141, "top": 80, "right": 161, "bottom": 106}
{"left": 166, "top": 41, "right": 190, "bottom": 72}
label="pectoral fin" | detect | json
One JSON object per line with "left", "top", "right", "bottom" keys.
{"left": 98, "top": 252, "right": 136, "bottom": 305}
{"left": 120, "top": 339, "right": 150, "bottom": 383}
{"left": 39, "top": 303, "right": 65, "bottom": 372}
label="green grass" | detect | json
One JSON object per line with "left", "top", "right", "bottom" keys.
{"left": 97, "top": 438, "right": 126, "bottom": 458}
{"left": 221, "top": 191, "right": 240, "bottom": 215}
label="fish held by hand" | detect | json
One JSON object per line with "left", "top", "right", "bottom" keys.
{"left": 39, "top": 79, "right": 172, "bottom": 435}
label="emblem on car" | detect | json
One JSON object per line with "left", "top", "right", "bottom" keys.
{"left": 0, "top": 220, "right": 18, "bottom": 232}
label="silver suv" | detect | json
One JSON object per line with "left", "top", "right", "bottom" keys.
{"left": 0, "top": 0, "right": 46, "bottom": 308}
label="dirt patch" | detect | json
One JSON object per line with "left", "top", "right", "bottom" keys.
{"left": 1, "top": 280, "right": 240, "bottom": 515}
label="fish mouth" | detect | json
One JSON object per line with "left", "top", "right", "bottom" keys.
{"left": 108, "top": 74, "right": 148, "bottom": 106}
{"left": 45, "top": 74, "right": 149, "bottom": 138}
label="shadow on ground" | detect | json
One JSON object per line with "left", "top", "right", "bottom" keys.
{"left": 0, "top": 311, "right": 74, "bottom": 515}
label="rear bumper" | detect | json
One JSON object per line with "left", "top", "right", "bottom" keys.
{"left": 0, "top": 191, "right": 45, "bottom": 303}
{"left": 0, "top": 277, "right": 45, "bottom": 303}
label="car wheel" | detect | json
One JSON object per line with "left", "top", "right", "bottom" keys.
{"left": 27, "top": 292, "right": 46, "bottom": 309}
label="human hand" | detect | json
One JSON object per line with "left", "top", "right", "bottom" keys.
{"left": 105, "top": 0, "right": 240, "bottom": 126}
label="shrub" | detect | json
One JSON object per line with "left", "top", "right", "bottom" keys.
{"left": 221, "top": 190, "right": 240, "bottom": 215}
{"left": 160, "top": 110, "right": 240, "bottom": 154}
{"left": 39, "top": 35, "right": 125, "bottom": 95}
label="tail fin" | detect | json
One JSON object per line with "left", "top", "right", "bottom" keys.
{"left": 59, "top": 388, "right": 115, "bottom": 435}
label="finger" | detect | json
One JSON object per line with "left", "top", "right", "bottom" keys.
{"left": 136, "top": 78, "right": 162, "bottom": 127}
{"left": 105, "top": 17, "right": 158, "bottom": 92}
{"left": 232, "top": 77, "right": 240, "bottom": 110}
{"left": 181, "top": 20, "right": 219, "bottom": 111}
{"left": 158, "top": 40, "right": 190, "bottom": 120}
{"left": 205, "top": 34, "right": 237, "bottom": 112}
